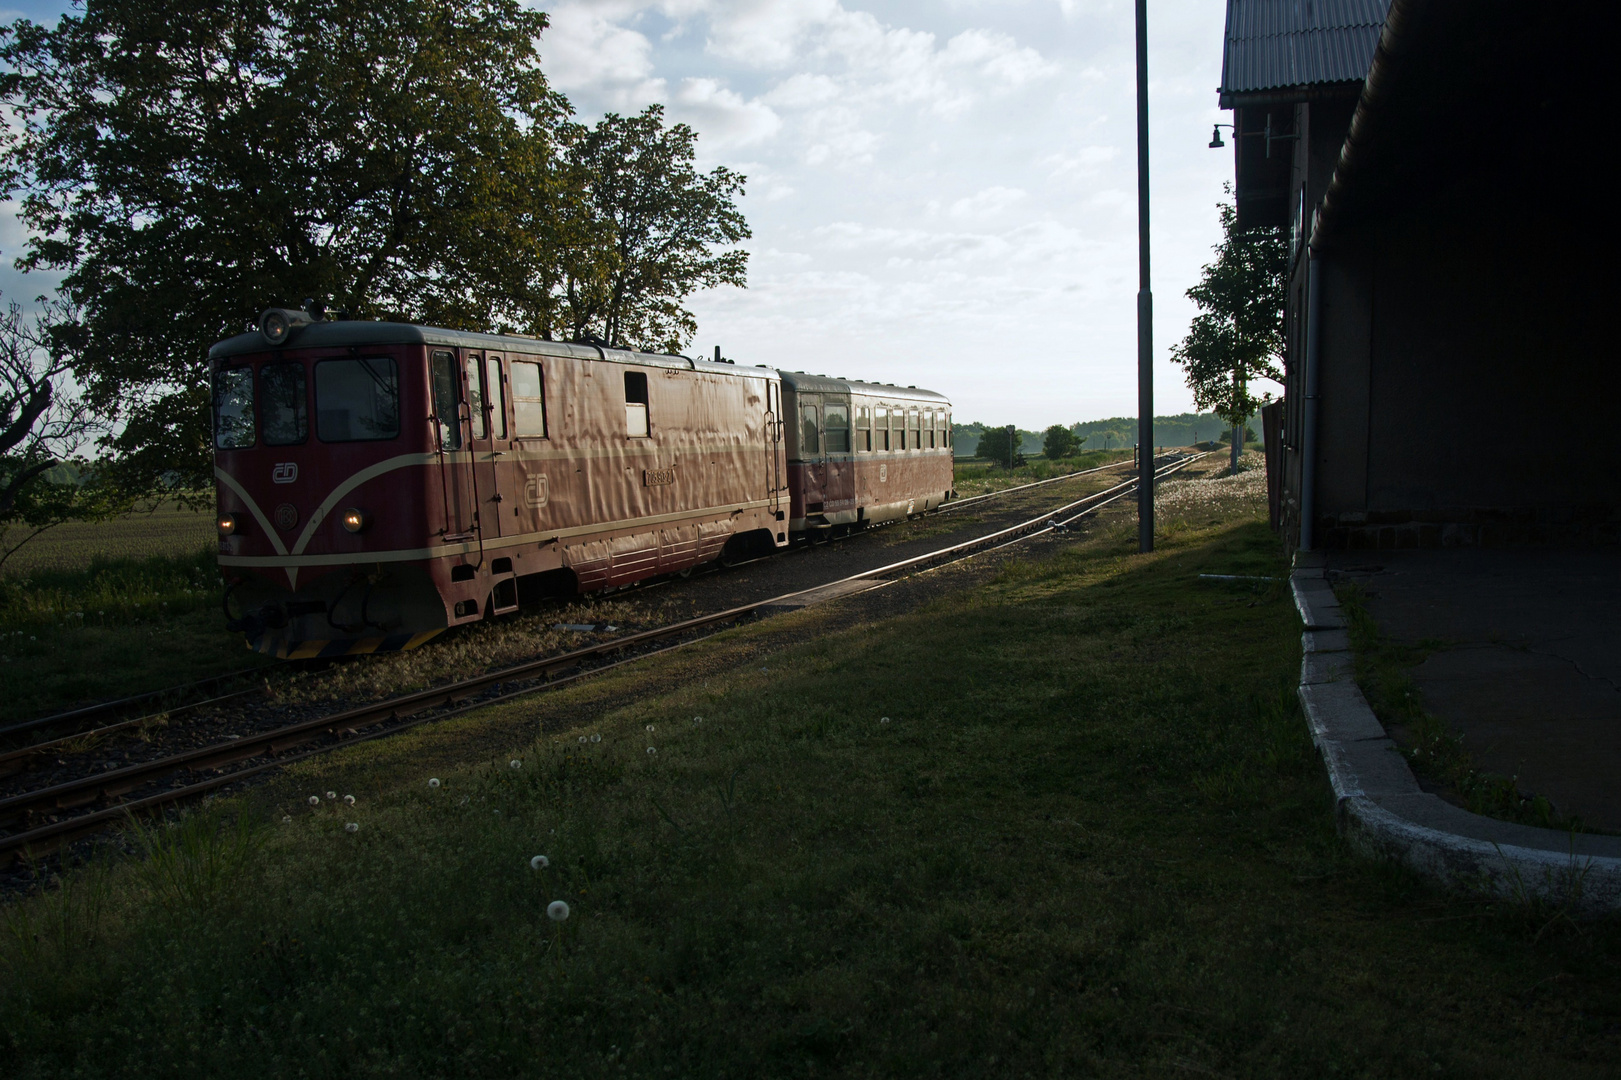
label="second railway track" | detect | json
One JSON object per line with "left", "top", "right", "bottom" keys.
{"left": 1, "top": 451, "right": 1209, "bottom": 864}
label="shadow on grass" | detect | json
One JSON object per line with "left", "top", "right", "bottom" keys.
{"left": 4, "top": 518, "right": 1620, "bottom": 1078}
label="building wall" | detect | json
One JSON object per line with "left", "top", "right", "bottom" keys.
{"left": 1305, "top": 207, "right": 1621, "bottom": 549}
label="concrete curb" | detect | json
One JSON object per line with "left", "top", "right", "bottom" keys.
{"left": 1291, "top": 560, "right": 1621, "bottom": 914}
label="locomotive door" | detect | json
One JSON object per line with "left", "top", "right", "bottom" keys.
{"left": 798, "top": 397, "right": 826, "bottom": 511}
{"left": 766, "top": 381, "right": 784, "bottom": 516}
{"left": 466, "top": 351, "right": 511, "bottom": 539}
{"left": 430, "top": 349, "right": 475, "bottom": 540}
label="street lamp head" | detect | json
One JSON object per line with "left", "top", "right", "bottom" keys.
{"left": 1208, "top": 124, "right": 1226, "bottom": 149}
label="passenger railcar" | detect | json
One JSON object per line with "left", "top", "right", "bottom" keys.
{"left": 210, "top": 311, "right": 953, "bottom": 658}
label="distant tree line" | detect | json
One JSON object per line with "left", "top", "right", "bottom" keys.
{"left": 0, "top": 0, "right": 751, "bottom": 552}
{"left": 954, "top": 412, "right": 1258, "bottom": 462}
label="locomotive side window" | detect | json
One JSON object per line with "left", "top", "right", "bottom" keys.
{"left": 856, "top": 406, "right": 871, "bottom": 451}
{"left": 431, "top": 351, "right": 462, "bottom": 450}
{"left": 625, "top": 371, "right": 650, "bottom": 437}
{"left": 467, "top": 353, "right": 487, "bottom": 440}
{"left": 260, "top": 363, "right": 307, "bottom": 446}
{"left": 824, "top": 404, "right": 850, "bottom": 453}
{"left": 213, "top": 367, "right": 255, "bottom": 449}
{"left": 800, "top": 405, "right": 820, "bottom": 454}
{"left": 315, "top": 357, "right": 400, "bottom": 442}
{"left": 511, "top": 361, "right": 548, "bottom": 438}
{"left": 486, "top": 355, "right": 507, "bottom": 439}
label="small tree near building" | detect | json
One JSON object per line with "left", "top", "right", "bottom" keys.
{"left": 975, "top": 426, "right": 1024, "bottom": 468}
{"left": 1171, "top": 190, "right": 1287, "bottom": 473}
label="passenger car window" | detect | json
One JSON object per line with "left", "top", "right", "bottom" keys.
{"left": 800, "top": 405, "right": 820, "bottom": 454}
{"left": 824, "top": 404, "right": 850, "bottom": 453}
{"left": 511, "top": 361, "right": 547, "bottom": 437}
{"left": 486, "top": 355, "right": 507, "bottom": 439}
{"left": 431, "top": 351, "right": 462, "bottom": 451}
{"left": 625, "top": 370, "right": 650, "bottom": 437}
{"left": 877, "top": 407, "right": 890, "bottom": 451}
{"left": 856, "top": 406, "right": 871, "bottom": 452}
{"left": 908, "top": 407, "right": 921, "bottom": 450}
{"left": 260, "top": 363, "right": 307, "bottom": 446}
{"left": 315, "top": 357, "right": 400, "bottom": 442}
{"left": 213, "top": 367, "right": 255, "bottom": 449}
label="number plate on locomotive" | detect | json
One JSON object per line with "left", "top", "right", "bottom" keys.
{"left": 643, "top": 467, "right": 676, "bottom": 487}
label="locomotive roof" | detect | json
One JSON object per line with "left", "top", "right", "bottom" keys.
{"left": 208, "top": 320, "right": 768, "bottom": 380}
{"left": 777, "top": 370, "right": 950, "bottom": 405}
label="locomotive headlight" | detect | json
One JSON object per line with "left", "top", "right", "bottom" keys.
{"left": 217, "top": 513, "right": 240, "bottom": 536}
{"left": 340, "top": 507, "right": 370, "bottom": 533}
{"left": 259, "top": 307, "right": 312, "bottom": 346}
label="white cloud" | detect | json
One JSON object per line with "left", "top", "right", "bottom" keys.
{"left": 673, "top": 78, "right": 782, "bottom": 147}
{"left": 948, "top": 185, "right": 1026, "bottom": 219}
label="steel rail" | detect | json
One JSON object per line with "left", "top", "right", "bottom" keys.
{"left": 934, "top": 451, "right": 1171, "bottom": 514}
{"left": 0, "top": 666, "right": 269, "bottom": 742}
{"left": 0, "top": 457, "right": 1209, "bottom": 862}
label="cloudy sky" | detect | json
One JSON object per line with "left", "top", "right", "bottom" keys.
{"left": 3, "top": 0, "right": 1238, "bottom": 429}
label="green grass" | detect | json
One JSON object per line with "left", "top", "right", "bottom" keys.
{"left": 5, "top": 502, "right": 1619, "bottom": 1078}
{"left": 952, "top": 449, "right": 1135, "bottom": 496}
{"left": 1, "top": 502, "right": 218, "bottom": 578}
{"left": 0, "top": 548, "right": 269, "bottom": 723}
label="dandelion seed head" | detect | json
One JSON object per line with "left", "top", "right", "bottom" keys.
{"left": 646, "top": 724, "right": 655, "bottom": 732}
{"left": 326, "top": 791, "right": 337, "bottom": 800}
{"left": 308, "top": 795, "right": 320, "bottom": 806}
{"left": 547, "top": 900, "right": 570, "bottom": 922}
{"left": 531, "top": 855, "right": 549, "bottom": 870}
{"left": 579, "top": 735, "right": 588, "bottom": 743}
{"left": 880, "top": 716, "right": 890, "bottom": 724}
{"left": 647, "top": 746, "right": 657, "bottom": 755}
{"left": 282, "top": 815, "right": 292, "bottom": 824}
{"left": 428, "top": 777, "right": 441, "bottom": 788}
{"left": 345, "top": 822, "right": 359, "bottom": 832}
{"left": 509, "top": 759, "right": 522, "bottom": 769}
{"left": 343, "top": 794, "right": 356, "bottom": 805}
{"left": 590, "top": 733, "right": 601, "bottom": 743}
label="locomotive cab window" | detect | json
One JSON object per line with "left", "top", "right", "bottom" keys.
{"left": 467, "top": 353, "right": 487, "bottom": 440}
{"left": 824, "top": 404, "right": 851, "bottom": 453}
{"left": 856, "top": 406, "right": 871, "bottom": 451}
{"left": 486, "top": 355, "right": 507, "bottom": 440}
{"left": 431, "top": 351, "right": 462, "bottom": 451}
{"left": 213, "top": 366, "right": 255, "bottom": 449}
{"left": 511, "top": 361, "right": 548, "bottom": 438}
{"left": 800, "top": 405, "right": 820, "bottom": 454}
{"left": 315, "top": 357, "right": 400, "bottom": 442}
{"left": 625, "top": 370, "right": 650, "bottom": 437}
{"left": 260, "top": 363, "right": 307, "bottom": 446}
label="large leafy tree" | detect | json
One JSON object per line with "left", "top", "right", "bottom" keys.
{"left": 1170, "top": 193, "right": 1288, "bottom": 432}
{"left": 562, "top": 106, "right": 750, "bottom": 353}
{"left": 0, "top": 0, "right": 571, "bottom": 491}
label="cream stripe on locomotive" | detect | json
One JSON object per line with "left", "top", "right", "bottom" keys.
{"left": 218, "top": 500, "right": 776, "bottom": 568}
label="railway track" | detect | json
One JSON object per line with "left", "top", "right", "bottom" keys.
{"left": 1, "top": 452, "right": 1207, "bottom": 864}
{"left": 0, "top": 451, "right": 1157, "bottom": 750}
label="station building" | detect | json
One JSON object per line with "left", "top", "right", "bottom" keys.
{"left": 1222, "top": 0, "right": 1621, "bottom": 550}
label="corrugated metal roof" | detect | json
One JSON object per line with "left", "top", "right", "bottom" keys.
{"left": 1220, "top": 0, "right": 1389, "bottom": 98}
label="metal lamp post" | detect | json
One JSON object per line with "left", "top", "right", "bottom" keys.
{"left": 1135, "top": 0, "right": 1154, "bottom": 553}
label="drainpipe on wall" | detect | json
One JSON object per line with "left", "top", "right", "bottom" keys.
{"left": 1299, "top": 250, "right": 1323, "bottom": 551}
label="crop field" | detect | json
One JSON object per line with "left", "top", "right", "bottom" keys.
{"left": 1, "top": 501, "right": 218, "bottom": 578}
{"left": 951, "top": 448, "right": 1136, "bottom": 497}
{"left": 4, "top": 471, "right": 1617, "bottom": 1078}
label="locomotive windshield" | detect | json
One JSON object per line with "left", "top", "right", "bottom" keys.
{"left": 213, "top": 367, "right": 255, "bottom": 449}
{"left": 260, "top": 363, "right": 308, "bottom": 445}
{"left": 316, "top": 357, "right": 400, "bottom": 442}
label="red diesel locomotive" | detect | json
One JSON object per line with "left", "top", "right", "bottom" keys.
{"left": 212, "top": 310, "right": 954, "bottom": 658}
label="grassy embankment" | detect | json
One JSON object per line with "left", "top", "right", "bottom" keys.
{"left": 4, "top": 472, "right": 1618, "bottom": 1077}
{"left": 951, "top": 448, "right": 1135, "bottom": 497}
{"left": 0, "top": 505, "right": 271, "bottom": 724}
